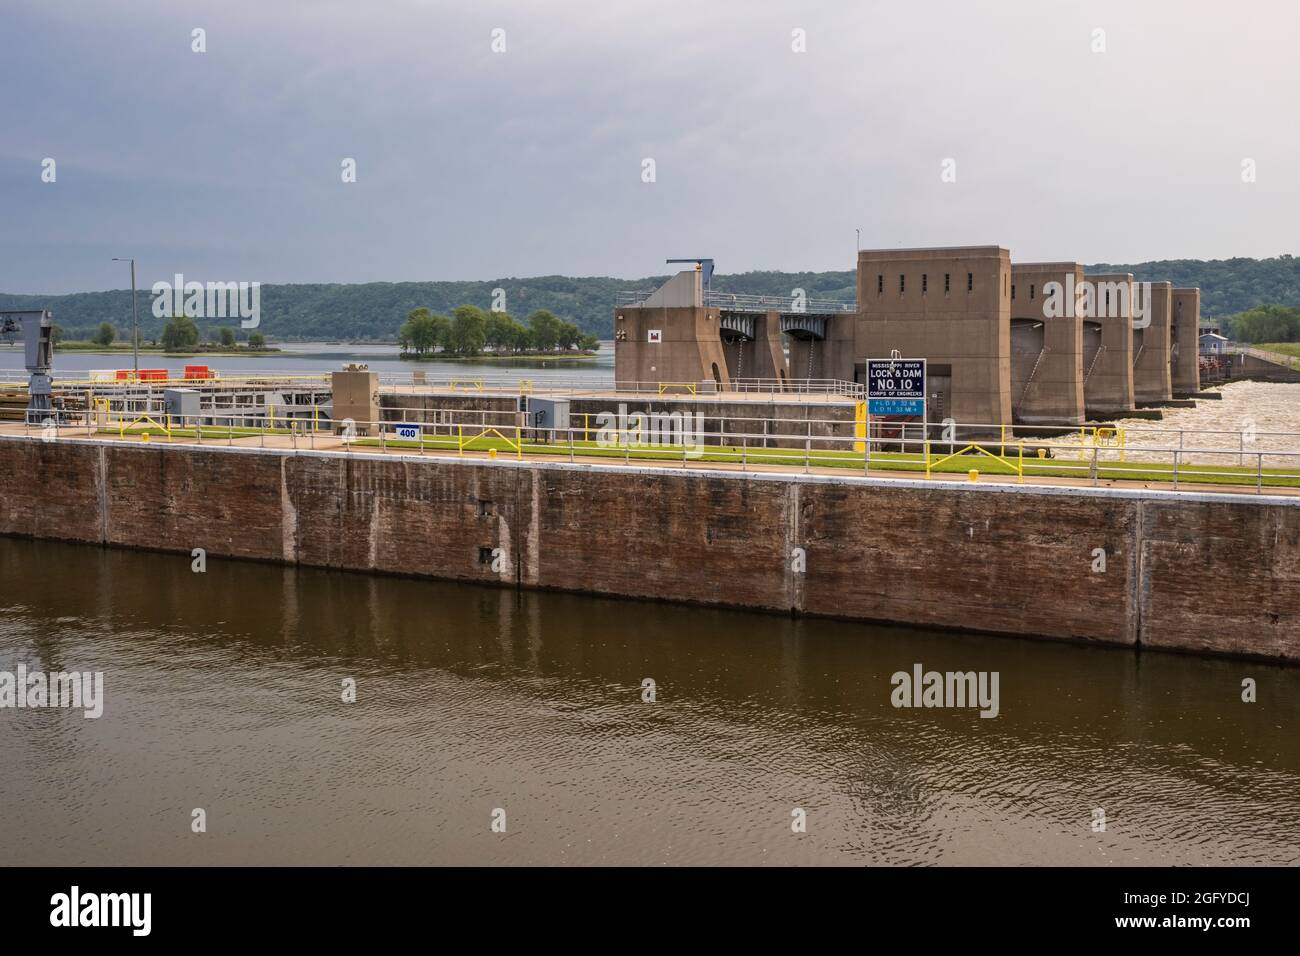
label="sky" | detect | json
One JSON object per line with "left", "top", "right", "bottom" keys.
{"left": 1, "top": 0, "right": 1296, "bottom": 294}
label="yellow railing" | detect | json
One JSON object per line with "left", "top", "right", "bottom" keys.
{"left": 658, "top": 382, "right": 697, "bottom": 395}
{"left": 119, "top": 413, "right": 171, "bottom": 440}
{"left": 449, "top": 379, "right": 484, "bottom": 392}
{"left": 925, "top": 441, "right": 1024, "bottom": 482}
{"left": 456, "top": 424, "right": 522, "bottom": 459}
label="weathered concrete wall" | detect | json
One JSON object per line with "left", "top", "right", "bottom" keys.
{"left": 1083, "top": 273, "right": 1136, "bottom": 418}
{"left": 722, "top": 311, "right": 787, "bottom": 383}
{"left": 1133, "top": 281, "right": 1173, "bottom": 403}
{"left": 1171, "top": 288, "right": 1202, "bottom": 396}
{"left": 1010, "top": 263, "right": 1086, "bottom": 426}
{"left": 614, "top": 305, "right": 730, "bottom": 389}
{"left": 855, "top": 246, "right": 1012, "bottom": 426}
{"left": 1, "top": 435, "right": 1296, "bottom": 662}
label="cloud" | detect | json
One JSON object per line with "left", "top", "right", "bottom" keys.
{"left": 1, "top": 0, "right": 1297, "bottom": 293}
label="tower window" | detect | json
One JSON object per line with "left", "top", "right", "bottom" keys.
{"left": 922, "top": 273, "right": 928, "bottom": 294}
{"left": 877, "top": 274, "right": 883, "bottom": 295}
{"left": 944, "top": 273, "right": 950, "bottom": 293}
{"left": 1030, "top": 284, "right": 1035, "bottom": 299}
{"left": 899, "top": 274, "right": 905, "bottom": 294}
{"left": 1011, "top": 284, "right": 1016, "bottom": 300}
{"left": 967, "top": 273, "right": 973, "bottom": 292}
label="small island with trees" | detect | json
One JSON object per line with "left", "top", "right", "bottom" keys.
{"left": 53, "top": 317, "right": 277, "bottom": 354}
{"left": 398, "top": 306, "right": 599, "bottom": 359}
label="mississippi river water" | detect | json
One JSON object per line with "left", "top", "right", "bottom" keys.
{"left": 1, "top": 537, "right": 1297, "bottom": 866}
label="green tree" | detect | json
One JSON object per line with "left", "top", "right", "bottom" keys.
{"left": 507, "top": 319, "right": 532, "bottom": 352}
{"left": 92, "top": 322, "right": 116, "bottom": 347}
{"left": 399, "top": 308, "right": 439, "bottom": 355}
{"left": 556, "top": 320, "right": 581, "bottom": 350}
{"left": 484, "top": 311, "right": 513, "bottom": 351}
{"left": 449, "top": 305, "right": 488, "bottom": 354}
{"left": 579, "top": 333, "right": 600, "bottom": 351}
{"left": 429, "top": 313, "right": 451, "bottom": 351}
{"left": 161, "top": 315, "right": 200, "bottom": 351}
{"left": 248, "top": 332, "right": 266, "bottom": 349}
{"left": 51, "top": 324, "right": 66, "bottom": 345}
{"left": 526, "top": 309, "right": 562, "bottom": 351}
{"left": 219, "top": 327, "right": 236, "bottom": 348}
{"left": 1223, "top": 304, "right": 1300, "bottom": 343}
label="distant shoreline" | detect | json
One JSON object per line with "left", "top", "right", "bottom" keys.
{"left": 50, "top": 343, "right": 283, "bottom": 357}
{"left": 399, "top": 350, "right": 599, "bottom": 362}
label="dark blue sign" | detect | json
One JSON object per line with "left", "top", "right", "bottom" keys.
{"left": 867, "top": 359, "right": 926, "bottom": 399}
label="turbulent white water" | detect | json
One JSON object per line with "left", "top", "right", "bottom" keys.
{"left": 1054, "top": 381, "right": 1300, "bottom": 468}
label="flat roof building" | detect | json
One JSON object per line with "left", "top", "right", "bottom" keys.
{"left": 854, "top": 246, "right": 1012, "bottom": 426}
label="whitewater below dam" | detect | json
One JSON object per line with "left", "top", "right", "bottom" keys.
{"left": 1058, "top": 381, "right": 1300, "bottom": 467}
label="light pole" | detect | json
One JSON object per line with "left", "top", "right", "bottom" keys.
{"left": 111, "top": 257, "right": 139, "bottom": 376}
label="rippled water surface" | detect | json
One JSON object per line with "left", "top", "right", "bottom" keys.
{"left": 1, "top": 537, "right": 1297, "bottom": 866}
{"left": 1058, "top": 381, "right": 1300, "bottom": 466}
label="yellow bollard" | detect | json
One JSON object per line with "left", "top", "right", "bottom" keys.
{"left": 1038, "top": 448, "right": 1047, "bottom": 459}
{"left": 968, "top": 469, "right": 978, "bottom": 481}
{"left": 488, "top": 448, "right": 497, "bottom": 459}
{"left": 141, "top": 432, "right": 150, "bottom": 443}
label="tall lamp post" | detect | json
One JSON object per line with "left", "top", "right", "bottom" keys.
{"left": 111, "top": 257, "right": 139, "bottom": 376}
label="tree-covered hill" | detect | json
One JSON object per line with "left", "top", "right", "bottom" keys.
{"left": 2, "top": 256, "right": 1296, "bottom": 343}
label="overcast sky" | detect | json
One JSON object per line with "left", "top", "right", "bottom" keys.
{"left": 2, "top": 0, "right": 1296, "bottom": 294}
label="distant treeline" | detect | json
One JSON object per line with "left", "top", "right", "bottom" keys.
{"left": 2, "top": 255, "right": 1298, "bottom": 342}
{"left": 1219, "top": 304, "right": 1300, "bottom": 344}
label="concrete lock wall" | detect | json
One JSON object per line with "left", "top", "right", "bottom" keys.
{"left": 824, "top": 313, "right": 857, "bottom": 383}
{"left": 2, "top": 435, "right": 1296, "bottom": 662}
{"left": 855, "top": 246, "right": 1013, "bottom": 427}
{"left": 1083, "top": 273, "right": 1137, "bottom": 418}
{"left": 1171, "top": 288, "right": 1202, "bottom": 396}
{"left": 1133, "top": 281, "right": 1173, "bottom": 404}
{"left": 614, "top": 305, "right": 731, "bottom": 389}
{"left": 1009, "top": 263, "right": 1085, "bottom": 426}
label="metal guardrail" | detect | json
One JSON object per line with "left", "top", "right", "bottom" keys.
{"left": 11, "top": 405, "right": 1300, "bottom": 495}
{"left": 1238, "top": 345, "right": 1300, "bottom": 369}
{"left": 615, "top": 290, "right": 856, "bottom": 314}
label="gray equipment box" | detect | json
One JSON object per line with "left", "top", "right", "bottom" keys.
{"left": 164, "top": 388, "right": 201, "bottom": 422}
{"left": 525, "top": 397, "right": 570, "bottom": 438}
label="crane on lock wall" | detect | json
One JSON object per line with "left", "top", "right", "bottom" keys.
{"left": 0, "top": 310, "right": 56, "bottom": 423}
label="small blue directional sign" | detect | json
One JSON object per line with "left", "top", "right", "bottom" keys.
{"left": 867, "top": 358, "right": 926, "bottom": 417}
{"left": 868, "top": 398, "right": 924, "bottom": 416}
